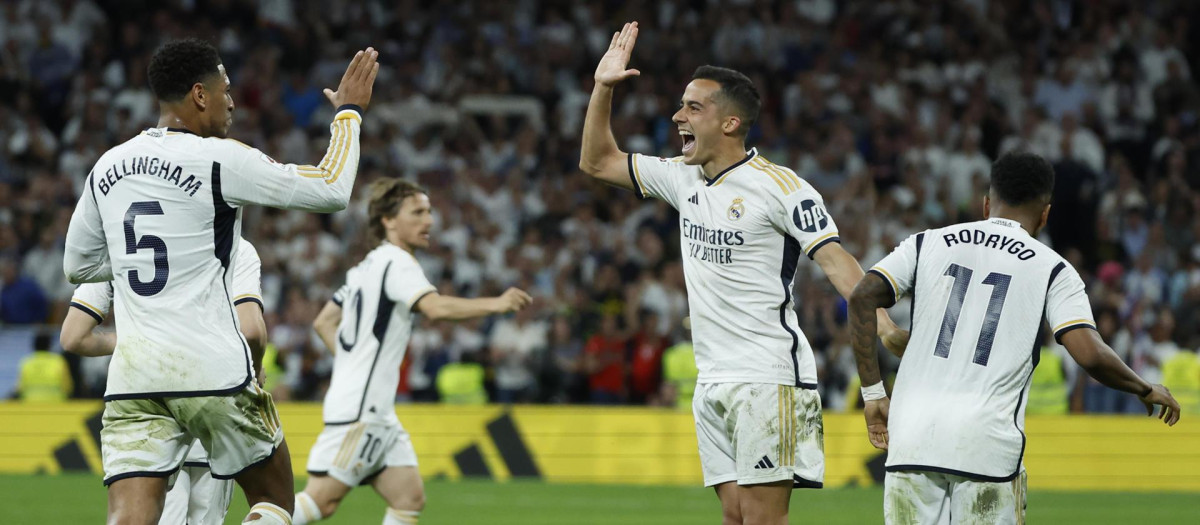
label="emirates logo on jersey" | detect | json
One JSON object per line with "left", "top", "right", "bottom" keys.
{"left": 727, "top": 197, "right": 745, "bottom": 221}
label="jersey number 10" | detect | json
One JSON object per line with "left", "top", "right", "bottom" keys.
{"left": 934, "top": 263, "right": 1012, "bottom": 366}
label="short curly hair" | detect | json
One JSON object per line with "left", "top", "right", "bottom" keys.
{"left": 989, "top": 151, "right": 1055, "bottom": 207}
{"left": 147, "top": 38, "right": 222, "bottom": 102}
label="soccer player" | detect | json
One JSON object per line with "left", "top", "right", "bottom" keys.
{"left": 292, "top": 178, "right": 532, "bottom": 525}
{"left": 61, "top": 237, "right": 266, "bottom": 525}
{"left": 848, "top": 152, "right": 1181, "bottom": 524}
{"left": 62, "top": 38, "right": 378, "bottom": 525}
{"left": 579, "top": 22, "right": 907, "bottom": 524}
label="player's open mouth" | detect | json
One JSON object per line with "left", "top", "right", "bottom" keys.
{"left": 680, "top": 130, "right": 696, "bottom": 154}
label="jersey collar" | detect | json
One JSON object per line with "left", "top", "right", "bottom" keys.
{"left": 705, "top": 148, "right": 758, "bottom": 187}
{"left": 988, "top": 217, "right": 1022, "bottom": 229}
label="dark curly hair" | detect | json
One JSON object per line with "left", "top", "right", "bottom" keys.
{"left": 989, "top": 151, "right": 1055, "bottom": 207}
{"left": 147, "top": 38, "right": 222, "bottom": 102}
{"left": 692, "top": 65, "right": 761, "bottom": 137}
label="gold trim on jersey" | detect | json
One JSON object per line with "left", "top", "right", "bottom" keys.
{"left": 750, "top": 157, "right": 802, "bottom": 194}
{"left": 804, "top": 232, "right": 839, "bottom": 255}
{"left": 297, "top": 117, "right": 357, "bottom": 184}
{"left": 872, "top": 267, "right": 900, "bottom": 299}
{"left": 70, "top": 298, "right": 104, "bottom": 317}
{"left": 1052, "top": 319, "right": 1095, "bottom": 332}
{"left": 233, "top": 293, "right": 262, "bottom": 302}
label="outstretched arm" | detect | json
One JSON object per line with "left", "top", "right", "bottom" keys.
{"left": 414, "top": 288, "right": 532, "bottom": 322}
{"left": 1060, "top": 328, "right": 1180, "bottom": 425}
{"left": 814, "top": 243, "right": 909, "bottom": 356}
{"left": 849, "top": 272, "right": 896, "bottom": 449}
{"left": 579, "top": 22, "right": 641, "bottom": 189}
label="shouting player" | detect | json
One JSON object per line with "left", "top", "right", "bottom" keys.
{"left": 61, "top": 238, "right": 266, "bottom": 525}
{"left": 579, "top": 22, "right": 907, "bottom": 525}
{"left": 849, "top": 152, "right": 1180, "bottom": 524}
{"left": 62, "top": 38, "right": 378, "bottom": 524}
{"left": 292, "top": 178, "right": 532, "bottom": 525}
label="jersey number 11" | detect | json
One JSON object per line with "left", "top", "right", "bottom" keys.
{"left": 934, "top": 263, "right": 1012, "bottom": 366}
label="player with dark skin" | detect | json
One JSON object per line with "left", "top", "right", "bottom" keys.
{"left": 105, "top": 46, "right": 378, "bottom": 525}
{"left": 849, "top": 168, "right": 1181, "bottom": 452}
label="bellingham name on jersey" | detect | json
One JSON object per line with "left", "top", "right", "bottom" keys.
{"left": 96, "top": 152, "right": 204, "bottom": 198}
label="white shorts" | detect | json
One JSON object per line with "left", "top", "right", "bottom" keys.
{"left": 693, "top": 382, "right": 824, "bottom": 488}
{"left": 101, "top": 384, "right": 284, "bottom": 485}
{"left": 306, "top": 419, "right": 418, "bottom": 487}
{"left": 884, "top": 469, "right": 1027, "bottom": 525}
{"left": 159, "top": 455, "right": 234, "bottom": 525}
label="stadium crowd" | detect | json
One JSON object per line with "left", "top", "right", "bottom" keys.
{"left": 1, "top": 0, "right": 1198, "bottom": 412}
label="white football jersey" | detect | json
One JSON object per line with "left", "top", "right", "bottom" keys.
{"left": 871, "top": 217, "right": 1096, "bottom": 481}
{"left": 323, "top": 242, "right": 436, "bottom": 425}
{"left": 69, "top": 238, "right": 262, "bottom": 465}
{"left": 630, "top": 149, "right": 841, "bottom": 387}
{"left": 63, "top": 107, "right": 362, "bottom": 399}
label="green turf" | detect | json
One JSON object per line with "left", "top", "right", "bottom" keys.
{"left": 0, "top": 474, "right": 1197, "bottom": 524}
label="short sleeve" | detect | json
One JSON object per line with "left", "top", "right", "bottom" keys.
{"left": 771, "top": 183, "right": 842, "bottom": 259}
{"left": 70, "top": 282, "right": 114, "bottom": 323}
{"left": 230, "top": 238, "right": 263, "bottom": 309}
{"left": 63, "top": 171, "right": 112, "bottom": 284}
{"left": 331, "top": 284, "right": 350, "bottom": 307}
{"left": 387, "top": 254, "right": 437, "bottom": 310}
{"left": 1045, "top": 262, "right": 1096, "bottom": 343}
{"left": 869, "top": 232, "right": 923, "bottom": 307}
{"left": 628, "top": 153, "right": 699, "bottom": 209}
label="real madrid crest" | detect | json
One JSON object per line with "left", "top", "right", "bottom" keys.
{"left": 727, "top": 197, "right": 745, "bottom": 221}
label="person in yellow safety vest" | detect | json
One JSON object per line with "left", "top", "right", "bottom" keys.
{"left": 17, "top": 333, "right": 72, "bottom": 402}
{"left": 661, "top": 318, "right": 698, "bottom": 411}
{"left": 260, "top": 342, "right": 284, "bottom": 395}
{"left": 438, "top": 357, "right": 488, "bottom": 404}
{"left": 1028, "top": 345, "right": 1069, "bottom": 415}
{"left": 1162, "top": 348, "right": 1200, "bottom": 415}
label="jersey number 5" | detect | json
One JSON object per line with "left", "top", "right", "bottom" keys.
{"left": 934, "top": 263, "right": 1012, "bottom": 366}
{"left": 124, "top": 201, "right": 170, "bottom": 296}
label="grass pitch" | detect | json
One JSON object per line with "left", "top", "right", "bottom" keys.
{"left": 0, "top": 474, "right": 1196, "bottom": 524}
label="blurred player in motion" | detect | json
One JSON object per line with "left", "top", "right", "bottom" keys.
{"left": 62, "top": 37, "right": 378, "bottom": 525}
{"left": 578, "top": 22, "right": 907, "bottom": 525}
{"left": 849, "top": 152, "right": 1180, "bottom": 524}
{"left": 61, "top": 238, "right": 266, "bottom": 525}
{"left": 292, "top": 179, "right": 532, "bottom": 525}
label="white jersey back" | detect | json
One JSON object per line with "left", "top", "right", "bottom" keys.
{"left": 629, "top": 149, "right": 842, "bottom": 387}
{"left": 870, "top": 217, "right": 1096, "bottom": 480}
{"left": 63, "top": 108, "right": 362, "bottom": 399}
{"left": 323, "top": 242, "right": 436, "bottom": 425}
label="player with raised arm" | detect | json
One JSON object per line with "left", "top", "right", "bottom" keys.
{"left": 61, "top": 38, "right": 378, "bottom": 525}
{"left": 61, "top": 238, "right": 266, "bottom": 525}
{"left": 579, "top": 22, "right": 907, "bottom": 525}
{"left": 291, "top": 178, "right": 532, "bottom": 525}
{"left": 848, "top": 152, "right": 1180, "bottom": 524}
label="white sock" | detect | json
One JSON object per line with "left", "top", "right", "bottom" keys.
{"left": 292, "top": 492, "right": 323, "bottom": 525}
{"left": 244, "top": 502, "right": 292, "bottom": 524}
{"left": 383, "top": 507, "right": 420, "bottom": 524}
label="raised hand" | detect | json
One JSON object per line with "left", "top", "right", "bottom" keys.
{"left": 497, "top": 287, "right": 533, "bottom": 313}
{"left": 865, "top": 398, "right": 890, "bottom": 450}
{"left": 324, "top": 47, "right": 380, "bottom": 110}
{"left": 1139, "top": 384, "right": 1181, "bottom": 426}
{"left": 594, "top": 22, "right": 641, "bottom": 87}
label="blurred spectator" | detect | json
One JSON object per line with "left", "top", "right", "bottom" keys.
{"left": 1, "top": 255, "right": 47, "bottom": 324}
{"left": 16, "top": 332, "right": 70, "bottom": 401}
{"left": 628, "top": 310, "right": 667, "bottom": 405}
{"left": 0, "top": 0, "right": 1194, "bottom": 411}
{"left": 583, "top": 313, "right": 626, "bottom": 405}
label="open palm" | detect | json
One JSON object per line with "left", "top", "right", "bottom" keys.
{"left": 595, "top": 22, "right": 641, "bottom": 87}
